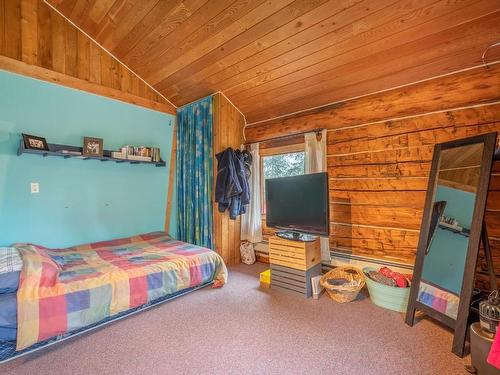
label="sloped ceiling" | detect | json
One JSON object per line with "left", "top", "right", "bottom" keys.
{"left": 0, "top": 0, "right": 175, "bottom": 113}
{"left": 47, "top": 0, "right": 500, "bottom": 123}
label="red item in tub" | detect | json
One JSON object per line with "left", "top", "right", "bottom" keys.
{"left": 392, "top": 272, "right": 408, "bottom": 288}
{"left": 379, "top": 267, "right": 393, "bottom": 278}
{"left": 377, "top": 267, "right": 410, "bottom": 288}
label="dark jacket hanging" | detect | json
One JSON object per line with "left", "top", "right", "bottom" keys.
{"left": 215, "top": 147, "right": 251, "bottom": 220}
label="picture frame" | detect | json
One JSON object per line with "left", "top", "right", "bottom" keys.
{"left": 83, "top": 137, "right": 104, "bottom": 157}
{"left": 22, "top": 134, "right": 49, "bottom": 151}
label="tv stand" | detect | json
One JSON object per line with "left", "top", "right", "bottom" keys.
{"left": 269, "top": 236, "right": 321, "bottom": 298}
{"left": 276, "top": 230, "right": 317, "bottom": 242}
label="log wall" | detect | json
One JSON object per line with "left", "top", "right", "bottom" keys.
{"left": 245, "top": 64, "right": 500, "bottom": 285}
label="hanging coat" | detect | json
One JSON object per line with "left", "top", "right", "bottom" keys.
{"left": 215, "top": 148, "right": 251, "bottom": 220}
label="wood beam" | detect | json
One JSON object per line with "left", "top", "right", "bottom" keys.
{"left": 245, "top": 64, "right": 500, "bottom": 143}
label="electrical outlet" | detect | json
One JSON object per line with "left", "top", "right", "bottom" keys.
{"left": 31, "top": 183, "right": 39, "bottom": 194}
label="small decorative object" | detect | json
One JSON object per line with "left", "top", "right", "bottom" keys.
{"left": 320, "top": 266, "right": 365, "bottom": 303}
{"left": 22, "top": 133, "right": 49, "bottom": 151}
{"left": 311, "top": 275, "right": 324, "bottom": 299}
{"left": 83, "top": 137, "right": 103, "bottom": 157}
{"left": 260, "top": 269, "right": 270, "bottom": 289}
{"left": 479, "top": 290, "right": 500, "bottom": 334}
{"left": 240, "top": 241, "right": 256, "bottom": 264}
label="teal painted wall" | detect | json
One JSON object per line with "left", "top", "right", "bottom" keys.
{"left": 0, "top": 70, "right": 177, "bottom": 248}
{"left": 421, "top": 185, "right": 476, "bottom": 295}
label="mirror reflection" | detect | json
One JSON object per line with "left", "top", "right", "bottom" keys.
{"left": 417, "top": 143, "right": 484, "bottom": 320}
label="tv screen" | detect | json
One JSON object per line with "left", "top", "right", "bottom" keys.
{"left": 265, "top": 172, "right": 329, "bottom": 236}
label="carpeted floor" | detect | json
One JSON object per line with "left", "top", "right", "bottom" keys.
{"left": 2, "top": 263, "right": 470, "bottom": 375}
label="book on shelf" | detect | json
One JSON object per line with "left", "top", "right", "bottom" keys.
{"left": 61, "top": 150, "right": 82, "bottom": 155}
{"left": 127, "top": 155, "right": 152, "bottom": 162}
{"left": 119, "top": 145, "right": 161, "bottom": 162}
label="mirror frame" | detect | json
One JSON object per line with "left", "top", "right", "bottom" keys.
{"left": 405, "top": 132, "right": 497, "bottom": 357}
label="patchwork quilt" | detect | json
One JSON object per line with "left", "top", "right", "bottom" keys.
{"left": 15, "top": 232, "right": 227, "bottom": 350}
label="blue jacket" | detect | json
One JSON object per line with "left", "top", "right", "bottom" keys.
{"left": 215, "top": 148, "right": 251, "bottom": 219}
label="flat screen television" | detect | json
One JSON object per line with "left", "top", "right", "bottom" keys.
{"left": 265, "top": 172, "right": 329, "bottom": 237}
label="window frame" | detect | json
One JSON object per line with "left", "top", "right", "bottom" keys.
{"left": 260, "top": 142, "right": 306, "bottom": 215}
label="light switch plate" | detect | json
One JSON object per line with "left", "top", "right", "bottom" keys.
{"left": 31, "top": 183, "right": 39, "bottom": 194}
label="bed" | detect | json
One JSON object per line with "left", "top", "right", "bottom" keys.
{"left": 0, "top": 232, "right": 227, "bottom": 361}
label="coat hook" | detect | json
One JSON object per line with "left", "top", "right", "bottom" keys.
{"left": 315, "top": 131, "right": 322, "bottom": 142}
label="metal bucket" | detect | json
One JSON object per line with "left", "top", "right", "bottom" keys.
{"left": 470, "top": 322, "right": 500, "bottom": 375}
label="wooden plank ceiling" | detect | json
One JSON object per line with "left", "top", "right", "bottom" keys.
{"left": 48, "top": 0, "right": 500, "bottom": 124}
{"left": 0, "top": 0, "right": 175, "bottom": 113}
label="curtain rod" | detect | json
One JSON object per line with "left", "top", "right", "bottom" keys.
{"left": 247, "top": 128, "right": 324, "bottom": 145}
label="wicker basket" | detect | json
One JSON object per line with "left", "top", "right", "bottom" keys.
{"left": 320, "top": 266, "right": 365, "bottom": 303}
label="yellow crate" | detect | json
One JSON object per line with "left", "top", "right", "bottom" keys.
{"left": 260, "top": 269, "right": 271, "bottom": 288}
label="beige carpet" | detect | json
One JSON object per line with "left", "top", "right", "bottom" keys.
{"left": 2, "top": 263, "right": 470, "bottom": 374}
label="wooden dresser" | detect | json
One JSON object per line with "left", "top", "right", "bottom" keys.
{"left": 268, "top": 236, "right": 322, "bottom": 297}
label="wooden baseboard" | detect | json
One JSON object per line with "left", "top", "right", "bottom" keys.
{"left": 256, "top": 254, "right": 269, "bottom": 264}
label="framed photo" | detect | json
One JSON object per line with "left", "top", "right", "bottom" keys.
{"left": 83, "top": 137, "right": 104, "bottom": 157}
{"left": 22, "top": 134, "right": 49, "bottom": 151}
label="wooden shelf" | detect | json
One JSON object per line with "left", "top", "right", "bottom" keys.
{"left": 17, "top": 141, "right": 166, "bottom": 167}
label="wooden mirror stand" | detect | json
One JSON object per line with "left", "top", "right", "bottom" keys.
{"left": 405, "top": 133, "right": 498, "bottom": 357}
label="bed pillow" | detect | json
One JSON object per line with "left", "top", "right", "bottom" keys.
{"left": 0, "top": 247, "right": 22, "bottom": 294}
{"left": 14, "top": 244, "right": 61, "bottom": 287}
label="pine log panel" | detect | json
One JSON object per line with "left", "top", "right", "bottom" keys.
{"left": 212, "top": 93, "right": 245, "bottom": 266}
{"left": 0, "top": 0, "right": 174, "bottom": 113}
{"left": 48, "top": 0, "right": 500, "bottom": 123}
{"left": 245, "top": 64, "right": 500, "bottom": 143}
{"left": 327, "top": 113, "right": 500, "bottom": 277}
{"left": 329, "top": 116, "right": 500, "bottom": 266}
{"left": 244, "top": 66, "right": 500, "bottom": 276}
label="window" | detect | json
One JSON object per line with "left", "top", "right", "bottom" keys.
{"left": 261, "top": 148, "right": 305, "bottom": 214}
{"left": 262, "top": 152, "right": 305, "bottom": 180}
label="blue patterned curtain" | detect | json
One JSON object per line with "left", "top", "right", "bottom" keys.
{"left": 176, "top": 96, "right": 213, "bottom": 249}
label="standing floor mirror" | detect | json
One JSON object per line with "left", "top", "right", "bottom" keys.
{"left": 405, "top": 132, "right": 497, "bottom": 357}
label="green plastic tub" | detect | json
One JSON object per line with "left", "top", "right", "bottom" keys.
{"left": 363, "top": 267, "right": 410, "bottom": 313}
